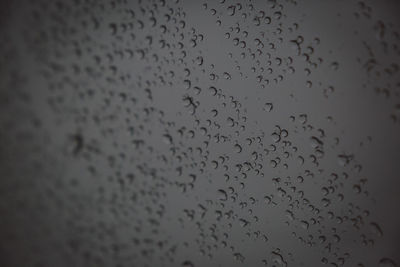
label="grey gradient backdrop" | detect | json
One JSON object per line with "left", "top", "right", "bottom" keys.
{"left": 0, "top": 0, "right": 399, "bottom": 266}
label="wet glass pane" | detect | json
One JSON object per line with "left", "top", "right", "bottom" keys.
{"left": 0, "top": 0, "right": 399, "bottom": 266}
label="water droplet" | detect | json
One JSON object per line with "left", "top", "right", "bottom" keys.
{"left": 234, "top": 144, "right": 242, "bottom": 153}
{"left": 218, "top": 189, "right": 228, "bottom": 201}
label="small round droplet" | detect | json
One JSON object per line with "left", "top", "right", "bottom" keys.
{"left": 234, "top": 144, "right": 242, "bottom": 153}
{"left": 218, "top": 189, "right": 228, "bottom": 201}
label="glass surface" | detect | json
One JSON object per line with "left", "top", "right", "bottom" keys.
{"left": 0, "top": 0, "right": 399, "bottom": 266}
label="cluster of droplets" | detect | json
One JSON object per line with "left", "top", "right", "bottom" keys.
{"left": 353, "top": 0, "right": 400, "bottom": 124}
{"left": 0, "top": 0, "right": 398, "bottom": 266}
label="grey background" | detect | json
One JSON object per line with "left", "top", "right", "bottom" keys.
{"left": 0, "top": 0, "right": 399, "bottom": 266}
